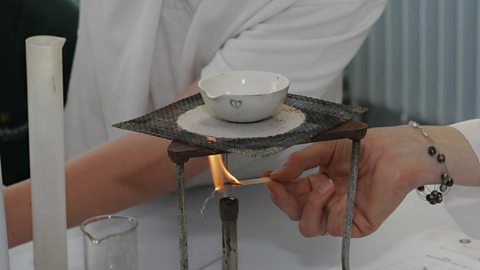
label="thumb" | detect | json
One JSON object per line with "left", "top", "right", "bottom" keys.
{"left": 270, "top": 142, "right": 336, "bottom": 182}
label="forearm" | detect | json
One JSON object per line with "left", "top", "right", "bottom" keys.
{"left": 364, "top": 125, "right": 480, "bottom": 192}
{"left": 4, "top": 132, "right": 208, "bottom": 247}
{"left": 399, "top": 124, "right": 480, "bottom": 188}
{"left": 63, "top": 132, "right": 209, "bottom": 226}
{"left": 4, "top": 80, "right": 205, "bottom": 247}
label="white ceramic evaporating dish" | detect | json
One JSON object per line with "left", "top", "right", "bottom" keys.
{"left": 198, "top": 70, "right": 290, "bottom": 122}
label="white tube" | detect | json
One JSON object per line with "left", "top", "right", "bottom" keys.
{"left": 0, "top": 160, "right": 10, "bottom": 270}
{"left": 26, "top": 35, "right": 68, "bottom": 270}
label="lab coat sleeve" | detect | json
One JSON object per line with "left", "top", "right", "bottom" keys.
{"left": 451, "top": 119, "right": 480, "bottom": 163}
{"left": 445, "top": 119, "right": 480, "bottom": 239}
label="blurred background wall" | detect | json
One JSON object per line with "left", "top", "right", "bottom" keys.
{"left": 345, "top": 0, "right": 480, "bottom": 126}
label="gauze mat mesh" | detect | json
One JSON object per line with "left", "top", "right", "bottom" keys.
{"left": 113, "top": 93, "right": 367, "bottom": 158}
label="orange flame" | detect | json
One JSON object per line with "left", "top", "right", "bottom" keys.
{"left": 208, "top": 154, "right": 241, "bottom": 191}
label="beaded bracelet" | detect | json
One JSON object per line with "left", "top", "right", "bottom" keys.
{"left": 408, "top": 120, "right": 454, "bottom": 205}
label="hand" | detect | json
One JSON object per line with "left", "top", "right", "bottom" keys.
{"left": 266, "top": 125, "right": 446, "bottom": 238}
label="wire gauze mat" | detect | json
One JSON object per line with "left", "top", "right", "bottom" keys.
{"left": 113, "top": 93, "right": 367, "bottom": 158}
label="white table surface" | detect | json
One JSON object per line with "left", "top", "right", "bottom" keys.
{"left": 8, "top": 184, "right": 464, "bottom": 270}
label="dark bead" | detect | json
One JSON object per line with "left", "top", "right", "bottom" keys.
{"left": 440, "top": 184, "right": 448, "bottom": 192}
{"left": 441, "top": 172, "right": 449, "bottom": 183}
{"left": 446, "top": 178, "right": 454, "bottom": 187}
{"left": 429, "top": 199, "right": 437, "bottom": 205}
{"left": 428, "top": 146, "right": 437, "bottom": 156}
{"left": 436, "top": 193, "right": 444, "bottom": 203}
{"left": 417, "top": 186, "right": 425, "bottom": 192}
{"left": 426, "top": 194, "right": 434, "bottom": 202}
{"left": 431, "top": 190, "right": 439, "bottom": 196}
{"left": 437, "top": 153, "right": 446, "bottom": 163}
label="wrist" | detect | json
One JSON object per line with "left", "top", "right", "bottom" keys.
{"left": 364, "top": 125, "right": 445, "bottom": 192}
{"left": 407, "top": 121, "right": 455, "bottom": 204}
{"left": 395, "top": 124, "right": 445, "bottom": 190}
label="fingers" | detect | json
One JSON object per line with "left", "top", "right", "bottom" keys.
{"left": 325, "top": 195, "right": 377, "bottom": 238}
{"left": 270, "top": 142, "right": 336, "bottom": 183}
{"left": 325, "top": 195, "right": 348, "bottom": 236}
{"left": 268, "top": 172, "right": 337, "bottom": 237}
{"left": 267, "top": 171, "right": 332, "bottom": 219}
{"left": 267, "top": 181, "right": 302, "bottom": 220}
{"left": 261, "top": 170, "right": 273, "bottom": 178}
{"left": 298, "top": 179, "right": 334, "bottom": 237}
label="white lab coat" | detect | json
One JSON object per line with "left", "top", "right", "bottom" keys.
{"left": 65, "top": 0, "right": 388, "bottom": 159}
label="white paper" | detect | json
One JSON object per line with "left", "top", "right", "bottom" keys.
{"left": 329, "top": 226, "right": 480, "bottom": 270}
{"left": 26, "top": 35, "right": 68, "bottom": 270}
{"left": 445, "top": 185, "right": 480, "bottom": 239}
{"left": 0, "top": 159, "right": 10, "bottom": 270}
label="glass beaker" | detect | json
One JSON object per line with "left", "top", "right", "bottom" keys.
{"left": 81, "top": 215, "right": 138, "bottom": 270}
